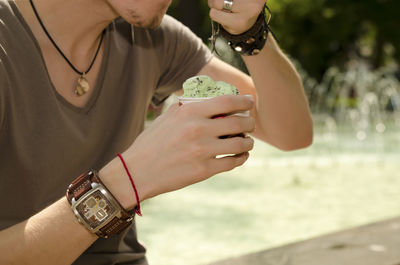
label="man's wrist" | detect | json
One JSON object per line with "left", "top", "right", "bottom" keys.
{"left": 99, "top": 157, "right": 138, "bottom": 210}
{"left": 217, "top": 3, "right": 277, "bottom": 56}
{"left": 219, "top": 11, "right": 268, "bottom": 56}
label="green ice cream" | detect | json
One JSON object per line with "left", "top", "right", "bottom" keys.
{"left": 182, "top": 75, "right": 216, "bottom": 97}
{"left": 215, "top": 81, "right": 239, "bottom": 96}
{"left": 182, "top": 75, "right": 239, "bottom": 98}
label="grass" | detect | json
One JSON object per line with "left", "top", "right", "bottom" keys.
{"left": 136, "top": 122, "right": 400, "bottom": 265}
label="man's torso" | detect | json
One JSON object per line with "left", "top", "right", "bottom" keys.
{"left": 0, "top": 0, "right": 212, "bottom": 263}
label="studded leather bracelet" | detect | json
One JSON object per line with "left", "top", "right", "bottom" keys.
{"left": 218, "top": 4, "right": 276, "bottom": 56}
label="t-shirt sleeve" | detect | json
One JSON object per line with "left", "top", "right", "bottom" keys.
{"left": 151, "top": 15, "right": 213, "bottom": 106}
{"left": 0, "top": 62, "right": 8, "bottom": 129}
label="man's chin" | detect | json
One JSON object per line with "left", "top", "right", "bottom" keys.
{"left": 128, "top": 15, "right": 164, "bottom": 29}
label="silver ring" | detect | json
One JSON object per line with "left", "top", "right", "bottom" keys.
{"left": 223, "top": 0, "right": 234, "bottom": 12}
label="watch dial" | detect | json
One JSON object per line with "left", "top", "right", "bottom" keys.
{"left": 76, "top": 190, "right": 116, "bottom": 229}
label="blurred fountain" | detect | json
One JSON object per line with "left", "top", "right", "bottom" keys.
{"left": 303, "top": 60, "right": 400, "bottom": 154}
{"left": 201, "top": 39, "right": 400, "bottom": 158}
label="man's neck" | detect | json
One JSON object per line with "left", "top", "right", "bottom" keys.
{"left": 14, "top": 0, "right": 117, "bottom": 63}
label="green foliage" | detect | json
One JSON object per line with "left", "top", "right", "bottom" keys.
{"left": 168, "top": 0, "right": 400, "bottom": 80}
{"left": 269, "top": 0, "right": 400, "bottom": 79}
{"left": 167, "top": 0, "right": 211, "bottom": 43}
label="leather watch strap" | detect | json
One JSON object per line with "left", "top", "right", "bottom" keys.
{"left": 98, "top": 215, "right": 132, "bottom": 237}
{"left": 66, "top": 170, "right": 99, "bottom": 203}
{"left": 66, "top": 170, "right": 134, "bottom": 238}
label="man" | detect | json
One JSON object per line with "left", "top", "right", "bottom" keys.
{"left": 0, "top": 0, "right": 313, "bottom": 264}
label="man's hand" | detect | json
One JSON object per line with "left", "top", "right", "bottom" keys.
{"left": 118, "top": 95, "right": 255, "bottom": 205}
{"left": 208, "top": 0, "right": 266, "bottom": 34}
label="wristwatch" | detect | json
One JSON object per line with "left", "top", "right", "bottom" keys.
{"left": 66, "top": 170, "right": 134, "bottom": 238}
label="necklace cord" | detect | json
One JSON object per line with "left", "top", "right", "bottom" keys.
{"left": 29, "top": 0, "right": 105, "bottom": 76}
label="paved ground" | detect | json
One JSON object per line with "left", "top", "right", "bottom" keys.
{"left": 207, "top": 217, "right": 400, "bottom": 265}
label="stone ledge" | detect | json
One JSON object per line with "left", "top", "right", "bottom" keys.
{"left": 207, "top": 217, "right": 400, "bottom": 265}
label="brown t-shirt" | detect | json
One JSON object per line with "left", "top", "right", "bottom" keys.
{"left": 0, "top": 1, "right": 212, "bottom": 264}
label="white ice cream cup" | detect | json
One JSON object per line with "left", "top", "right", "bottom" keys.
{"left": 177, "top": 95, "right": 251, "bottom": 117}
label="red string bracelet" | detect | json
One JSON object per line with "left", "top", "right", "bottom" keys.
{"left": 117, "top": 153, "right": 142, "bottom": 216}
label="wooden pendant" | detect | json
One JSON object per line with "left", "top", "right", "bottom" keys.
{"left": 75, "top": 75, "right": 90, "bottom": 96}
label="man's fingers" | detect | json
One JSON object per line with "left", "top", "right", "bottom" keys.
{"left": 210, "top": 8, "right": 261, "bottom": 34}
{"left": 208, "top": 0, "right": 242, "bottom": 13}
{"left": 208, "top": 0, "right": 265, "bottom": 13}
{"left": 207, "top": 152, "right": 250, "bottom": 175}
{"left": 209, "top": 8, "right": 242, "bottom": 30}
{"left": 208, "top": 0, "right": 266, "bottom": 34}
{"left": 210, "top": 115, "right": 255, "bottom": 136}
{"left": 211, "top": 136, "right": 254, "bottom": 156}
{"left": 181, "top": 95, "right": 254, "bottom": 118}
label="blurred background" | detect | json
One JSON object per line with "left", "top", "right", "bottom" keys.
{"left": 138, "top": 1, "right": 400, "bottom": 265}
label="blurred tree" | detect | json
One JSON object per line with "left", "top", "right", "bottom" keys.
{"left": 167, "top": 0, "right": 211, "bottom": 43}
{"left": 168, "top": 0, "right": 400, "bottom": 81}
{"left": 269, "top": 0, "right": 400, "bottom": 80}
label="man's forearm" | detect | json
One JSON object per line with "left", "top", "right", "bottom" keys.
{"left": 0, "top": 97, "right": 256, "bottom": 264}
{"left": 207, "top": 0, "right": 312, "bottom": 150}
{"left": 0, "top": 155, "right": 140, "bottom": 265}
{"left": 0, "top": 198, "right": 97, "bottom": 265}
{"left": 243, "top": 34, "right": 313, "bottom": 150}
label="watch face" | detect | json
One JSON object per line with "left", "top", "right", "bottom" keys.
{"left": 76, "top": 190, "right": 116, "bottom": 229}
